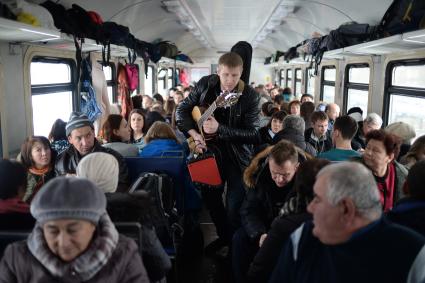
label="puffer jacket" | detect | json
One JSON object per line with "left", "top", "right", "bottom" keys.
{"left": 55, "top": 140, "right": 129, "bottom": 192}
{"left": 176, "top": 74, "right": 261, "bottom": 170}
{"left": 240, "top": 149, "right": 295, "bottom": 241}
{"left": 0, "top": 215, "right": 149, "bottom": 283}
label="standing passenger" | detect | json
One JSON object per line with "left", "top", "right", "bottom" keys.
{"left": 176, "top": 52, "right": 260, "bottom": 254}
{"left": 305, "top": 111, "right": 333, "bottom": 155}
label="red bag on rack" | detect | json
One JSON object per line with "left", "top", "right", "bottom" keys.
{"left": 187, "top": 153, "right": 222, "bottom": 187}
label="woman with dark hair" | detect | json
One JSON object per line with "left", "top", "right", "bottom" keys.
{"left": 20, "top": 136, "right": 56, "bottom": 203}
{"left": 48, "top": 119, "right": 69, "bottom": 154}
{"left": 101, "top": 114, "right": 138, "bottom": 157}
{"left": 288, "top": 100, "right": 301, "bottom": 116}
{"left": 257, "top": 110, "right": 287, "bottom": 153}
{"left": 358, "top": 129, "right": 408, "bottom": 211}
{"left": 0, "top": 159, "right": 35, "bottom": 230}
{"left": 247, "top": 159, "right": 330, "bottom": 282}
{"left": 300, "top": 101, "right": 315, "bottom": 130}
{"left": 129, "top": 109, "right": 148, "bottom": 151}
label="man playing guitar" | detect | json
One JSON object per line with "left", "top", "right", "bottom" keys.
{"left": 176, "top": 52, "right": 260, "bottom": 255}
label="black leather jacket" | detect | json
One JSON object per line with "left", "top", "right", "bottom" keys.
{"left": 55, "top": 140, "right": 129, "bottom": 192}
{"left": 175, "top": 74, "right": 261, "bottom": 170}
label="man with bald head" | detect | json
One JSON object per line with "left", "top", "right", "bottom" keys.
{"left": 325, "top": 103, "right": 340, "bottom": 132}
{"left": 270, "top": 162, "right": 425, "bottom": 283}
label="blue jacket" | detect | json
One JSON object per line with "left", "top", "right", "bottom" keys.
{"left": 139, "top": 139, "right": 183, "bottom": 158}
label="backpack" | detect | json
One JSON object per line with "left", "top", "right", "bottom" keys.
{"left": 129, "top": 172, "right": 176, "bottom": 247}
{"left": 378, "top": 0, "right": 425, "bottom": 37}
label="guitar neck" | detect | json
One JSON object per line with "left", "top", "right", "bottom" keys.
{"left": 197, "top": 102, "right": 217, "bottom": 130}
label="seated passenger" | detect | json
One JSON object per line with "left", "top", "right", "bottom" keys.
{"left": 288, "top": 100, "right": 301, "bottom": 115}
{"left": 385, "top": 121, "right": 416, "bottom": 161}
{"left": 387, "top": 160, "right": 425, "bottom": 236}
{"left": 55, "top": 112, "right": 129, "bottom": 192}
{"left": 248, "top": 159, "right": 330, "bottom": 283}
{"left": 48, "top": 119, "right": 69, "bottom": 154}
{"left": 20, "top": 136, "right": 55, "bottom": 203}
{"left": 129, "top": 108, "right": 148, "bottom": 152}
{"left": 400, "top": 135, "right": 425, "bottom": 169}
{"left": 0, "top": 159, "right": 35, "bottom": 230}
{"left": 232, "top": 140, "right": 299, "bottom": 283}
{"left": 101, "top": 114, "right": 138, "bottom": 157}
{"left": 352, "top": 112, "right": 383, "bottom": 151}
{"left": 304, "top": 111, "right": 333, "bottom": 155}
{"left": 272, "top": 114, "right": 317, "bottom": 156}
{"left": 145, "top": 110, "right": 166, "bottom": 131}
{"left": 270, "top": 162, "right": 425, "bottom": 283}
{"left": 356, "top": 129, "right": 408, "bottom": 212}
{"left": 258, "top": 110, "right": 286, "bottom": 147}
{"left": 281, "top": 87, "right": 292, "bottom": 102}
{"left": 259, "top": 101, "right": 278, "bottom": 128}
{"left": 300, "top": 93, "right": 314, "bottom": 104}
{"left": 0, "top": 177, "right": 149, "bottom": 282}
{"left": 139, "top": 121, "right": 183, "bottom": 157}
{"left": 76, "top": 153, "right": 172, "bottom": 282}
{"left": 318, "top": 115, "right": 361, "bottom": 161}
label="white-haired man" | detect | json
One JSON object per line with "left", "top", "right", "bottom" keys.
{"left": 270, "top": 162, "right": 425, "bottom": 283}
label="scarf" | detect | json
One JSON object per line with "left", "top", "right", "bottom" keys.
{"left": 29, "top": 166, "right": 50, "bottom": 176}
{"left": 27, "top": 214, "right": 119, "bottom": 281}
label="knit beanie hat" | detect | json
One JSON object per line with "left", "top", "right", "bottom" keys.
{"left": 66, "top": 112, "right": 93, "bottom": 136}
{"left": 385, "top": 121, "right": 416, "bottom": 144}
{"left": 30, "top": 177, "right": 106, "bottom": 224}
{"left": 76, "top": 152, "right": 119, "bottom": 193}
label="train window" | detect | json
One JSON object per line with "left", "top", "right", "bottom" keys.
{"left": 321, "top": 66, "right": 336, "bottom": 103}
{"left": 145, "top": 65, "right": 154, "bottom": 96}
{"left": 190, "top": 67, "right": 210, "bottom": 83}
{"left": 167, "top": 68, "right": 173, "bottom": 89}
{"left": 385, "top": 61, "right": 425, "bottom": 139}
{"left": 306, "top": 68, "right": 315, "bottom": 96}
{"left": 280, "top": 69, "right": 285, "bottom": 87}
{"left": 286, "top": 69, "right": 292, "bottom": 88}
{"left": 344, "top": 65, "right": 369, "bottom": 117}
{"left": 176, "top": 69, "right": 180, "bottom": 86}
{"left": 157, "top": 68, "right": 167, "bottom": 96}
{"left": 30, "top": 58, "right": 75, "bottom": 137}
{"left": 295, "top": 68, "right": 302, "bottom": 97}
{"left": 102, "top": 64, "right": 116, "bottom": 104}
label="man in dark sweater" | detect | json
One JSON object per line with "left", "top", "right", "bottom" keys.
{"left": 270, "top": 162, "right": 425, "bottom": 283}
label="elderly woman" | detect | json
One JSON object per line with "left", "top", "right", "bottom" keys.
{"left": 101, "top": 114, "right": 139, "bottom": 157}
{"left": 358, "top": 129, "right": 408, "bottom": 212}
{"left": 76, "top": 153, "right": 172, "bottom": 282}
{"left": 352, "top": 112, "right": 383, "bottom": 151}
{"left": 0, "top": 177, "right": 149, "bottom": 282}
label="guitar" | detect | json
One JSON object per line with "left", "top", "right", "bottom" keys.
{"left": 192, "top": 90, "right": 241, "bottom": 140}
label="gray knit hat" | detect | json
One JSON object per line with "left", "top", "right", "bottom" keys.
{"left": 30, "top": 177, "right": 106, "bottom": 224}
{"left": 66, "top": 112, "right": 93, "bottom": 136}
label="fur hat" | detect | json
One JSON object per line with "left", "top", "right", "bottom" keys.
{"left": 66, "top": 112, "right": 93, "bottom": 136}
{"left": 30, "top": 177, "right": 106, "bottom": 224}
{"left": 76, "top": 152, "right": 119, "bottom": 193}
{"left": 386, "top": 121, "right": 416, "bottom": 144}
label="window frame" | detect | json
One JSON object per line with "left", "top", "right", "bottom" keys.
{"left": 145, "top": 65, "right": 155, "bottom": 96}
{"left": 295, "top": 68, "right": 302, "bottom": 97}
{"left": 280, "top": 69, "right": 285, "bottom": 87}
{"left": 305, "top": 67, "right": 315, "bottom": 96}
{"left": 167, "top": 67, "right": 174, "bottom": 89}
{"left": 320, "top": 65, "right": 336, "bottom": 102}
{"left": 31, "top": 56, "right": 77, "bottom": 109}
{"left": 100, "top": 62, "right": 117, "bottom": 103}
{"left": 286, "top": 69, "right": 292, "bottom": 89}
{"left": 383, "top": 59, "right": 425, "bottom": 126}
{"left": 343, "top": 63, "right": 370, "bottom": 114}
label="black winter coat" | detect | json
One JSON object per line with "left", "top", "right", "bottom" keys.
{"left": 386, "top": 198, "right": 425, "bottom": 237}
{"left": 240, "top": 158, "right": 295, "bottom": 241}
{"left": 304, "top": 128, "right": 333, "bottom": 155}
{"left": 176, "top": 74, "right": 261, "bottom": 170}
{"left": 55, "top": 140, "right": 129, "bottom": 192}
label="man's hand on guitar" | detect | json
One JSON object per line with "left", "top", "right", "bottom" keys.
{"left": 188, "top": 129, "right": 207, "bottom": 154}
{"left": 203, "top": 116, "right": 219, "bottom": 135}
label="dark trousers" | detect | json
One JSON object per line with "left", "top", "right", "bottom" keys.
{"left": 232, "top": 227, "right": 259, "bottom": 283}
{"left": 201, "top": 160, "right": 246, "bottom": 243}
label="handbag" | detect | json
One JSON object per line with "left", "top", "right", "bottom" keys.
{"left": 187, "top": 152, "right": 222, "bottom": 187}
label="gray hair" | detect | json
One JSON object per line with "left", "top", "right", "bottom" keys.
{"left": 318, "top": 162, "right": 382, "bottom": 220}
{"left": 364, "top": 113, "right": 383, "bottom": 128}
{"left": 283, "top": 114, "right": 305, "bottom": 134}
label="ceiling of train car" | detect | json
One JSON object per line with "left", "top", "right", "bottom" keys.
{"left": 41, "top": 0, "right": 393, "bottom": 59}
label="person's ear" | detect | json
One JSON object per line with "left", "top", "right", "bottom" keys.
{"left": 340, "top": 198, "right": 356, "bottom": 223}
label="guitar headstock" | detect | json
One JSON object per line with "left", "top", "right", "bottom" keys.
{"left": 215, "top": 91, "right": 241, "bottom": 108}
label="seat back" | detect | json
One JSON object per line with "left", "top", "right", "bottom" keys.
{"left": 114, "top": 222, "right": 143, "bottom": 255}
